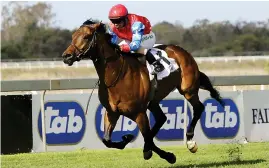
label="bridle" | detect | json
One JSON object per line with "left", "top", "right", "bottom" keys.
{"left": 70, "top": 24, "right": 125, "bottom": 88}
{"left": 70, "top": 25, "right": 98, "bottom": 62}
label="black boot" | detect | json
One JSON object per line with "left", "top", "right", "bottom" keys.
{"left": 145, "top": 49, "right": 165, "bottom": 73}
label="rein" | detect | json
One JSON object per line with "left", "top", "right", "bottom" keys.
{"left": 71, "top": 24, "right": 126, "bottom": 89}
{"left": 104, "top": 55, "right": 125, "bottom": 88}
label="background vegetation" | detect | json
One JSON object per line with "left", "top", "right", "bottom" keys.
{"left": 2, "top": 2, "right": 269, "bottom": 60}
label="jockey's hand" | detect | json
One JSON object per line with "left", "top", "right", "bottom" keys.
{"left": 120, "top": 44, "right": 131, "bottom": 53}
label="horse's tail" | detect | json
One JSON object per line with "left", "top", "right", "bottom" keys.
{"left": 199, "top": 71, "right": 225, "bottom": 107}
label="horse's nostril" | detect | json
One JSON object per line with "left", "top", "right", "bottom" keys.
{"left": 62, "top": 53, "right": 71, "bottom": 59}
{"left": 62, "top": 53, "right": 75, "bottom": 66}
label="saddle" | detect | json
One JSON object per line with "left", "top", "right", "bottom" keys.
{"left": 121, "top": 48, "right": 179, "bottom": 101}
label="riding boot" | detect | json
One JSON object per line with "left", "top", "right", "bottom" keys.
{"left": 145, "top": 49, "right": 165, "bottom": 73}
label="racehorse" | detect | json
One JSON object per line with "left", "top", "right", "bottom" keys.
{"left": 62, "top": 19, "right": 224, "bottom": 164}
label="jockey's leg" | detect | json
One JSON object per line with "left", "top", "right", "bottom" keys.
{"left": 137, "top": 31, "right": 165, "bottom": 74}
{"left": 136, "top": 47, "right": 165, "bottom": 73}
{"left": 119, "top": 32, "right": 165, "bottom": 74}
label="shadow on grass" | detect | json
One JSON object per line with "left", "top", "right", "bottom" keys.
{"left": 167, "top": 159, "right": 266, "bottom": 168}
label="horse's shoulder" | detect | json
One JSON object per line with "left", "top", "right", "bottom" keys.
{"left": 120, "top": 52, "right": 146, "bottom": 66}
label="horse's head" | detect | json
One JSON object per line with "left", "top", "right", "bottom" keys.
{"left": 62, "top": 19, "right": 108, "bottom": 66}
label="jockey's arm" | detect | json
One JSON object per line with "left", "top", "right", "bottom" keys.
{"left": 107, "top": 26, "right": 118, "bottom": 44}
{"left": 120, "top": 22, "right": 145, "bottom": 52}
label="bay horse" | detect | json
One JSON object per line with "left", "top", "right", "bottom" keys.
{"left": 62, "top": 20, "right": 224, "bottom": 164}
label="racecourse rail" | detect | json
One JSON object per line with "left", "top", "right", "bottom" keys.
{"left": 1, "top": 55, "right": 269, "bottom": 69}
{"left": 1, "top": 75, "right": 269, "bottom": 92}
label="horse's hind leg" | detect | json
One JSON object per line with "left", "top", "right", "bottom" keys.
{"left": 102, "top": 110, "right": 134, "bottom": 149}
{"left": 147, "top": 101, "right": 167, "bottom": 138}
{"left": 182, "top": 90, "right": 205, "bottom": 153}
{"left": 134, "top": 112, "right": 176, "bottom": 164}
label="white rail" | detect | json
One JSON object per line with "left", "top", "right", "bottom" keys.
{"left": 1, "top": 56, "right": 269, "bottom": 69}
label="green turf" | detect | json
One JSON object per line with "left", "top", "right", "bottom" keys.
{"left": 1, "top": 142, "right": 269, "bottom": 168}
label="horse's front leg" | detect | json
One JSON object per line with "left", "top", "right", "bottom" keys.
{"left": 102, "top": 110, "right": 134, "bottom": 149}
{"left": 134, "top": 111, "right": 176, "bottom": 164}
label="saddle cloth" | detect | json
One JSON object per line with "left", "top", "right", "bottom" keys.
{"left": 146, "top": 47, "right": 179, "bottom": 80}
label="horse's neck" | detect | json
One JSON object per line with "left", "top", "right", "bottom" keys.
{"left": 94, "top": 43, "right": 125, "bottom": 87}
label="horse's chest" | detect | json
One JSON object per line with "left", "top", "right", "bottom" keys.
{"left": 108, "top": 93, "right": 144, "bottom": 113}
{"left": 117, "top": 100, "right": 144, "bottom": 114}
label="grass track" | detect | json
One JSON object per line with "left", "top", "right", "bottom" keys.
{"left": 2, "top": 142, "right": 269, "bottom": 168}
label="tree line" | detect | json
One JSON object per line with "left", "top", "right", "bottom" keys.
{"left": 1, "top": 2, "right": 269, "bottom": 60}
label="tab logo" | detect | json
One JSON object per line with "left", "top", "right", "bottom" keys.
{"left": 200, "top": 98, "right": 240, "bottom": 139}
{"left": 38, "top": 101, "right": 86, "bottom": 145}
{"left": 149, "top": 99, "right": 192, "bottom": 141}
{"left": 95, "top": 104, "right": 139, "bottom": 141}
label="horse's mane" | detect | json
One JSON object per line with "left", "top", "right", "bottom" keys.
{"left": 81, "top": 19, "right": 143, "bottom": 58}
{"left": 82, "top": 19, "right": 97, "bottom": 26}
{"left": 82, "top": 19, "right": 119, "bottom": 48}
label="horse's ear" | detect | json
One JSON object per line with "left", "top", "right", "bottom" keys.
{"left": 92, "top": 22, "right": 101, "bottom": 30}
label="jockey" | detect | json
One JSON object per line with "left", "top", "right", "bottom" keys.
{"left": 107, "top": 4, "right": 165, "bottom": 74}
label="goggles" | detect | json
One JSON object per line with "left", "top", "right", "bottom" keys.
{"left": 110, "top": 18, "right": 125, "bottom": 24}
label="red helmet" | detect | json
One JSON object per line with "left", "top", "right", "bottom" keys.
{"left": 108, "top": 4, "right": 128, "bottom": 19}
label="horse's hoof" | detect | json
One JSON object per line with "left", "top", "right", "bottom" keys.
{"left": 186, "top": 131, "right": 194, "bottom": 140}
{"left": 143, "top": 150, "right": 153, "bottom": 160}
{"left": 165, "top": 152, "right": 176, "bottom": 164}
{"left": 122, "top": 134, "right": 135, "bottom": 143}
{"left": 187, "top": 140, "right": 198, "bottom": 153}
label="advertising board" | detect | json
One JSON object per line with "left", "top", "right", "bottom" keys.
{"left": 243, "top": 90, "right": 269, "bottom": 142}
{"left": 32, "top": 90, "right": 269, "bottom": 152}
